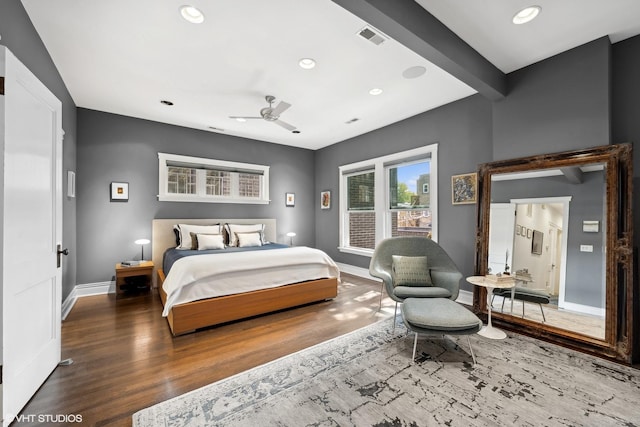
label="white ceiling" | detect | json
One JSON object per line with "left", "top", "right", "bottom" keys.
{"left": 20, "top": 0, "right": 640, "bottom": 150}
{"left": 417, "top": 0, "right": 640, "bottom": 73}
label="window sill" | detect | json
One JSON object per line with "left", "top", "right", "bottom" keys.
{"left": 158, "top": 195, "right": 270, "bottom": 204}
{"left": 337, "top": 246, "right": 374, "bottom": 257}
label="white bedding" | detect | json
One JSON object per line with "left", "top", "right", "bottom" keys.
{"left": 161, "top": 246, "right": 340, "bottom": 316}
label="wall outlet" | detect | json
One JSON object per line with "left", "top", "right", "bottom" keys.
{"left": 580, "top": 245, "right": 593, "bottom": 252}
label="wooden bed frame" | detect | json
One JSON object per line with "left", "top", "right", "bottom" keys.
{"left": 152, "top": 219, "right": 338, "bottom": 336}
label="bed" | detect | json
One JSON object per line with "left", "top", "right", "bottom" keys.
{"left": 152, "top": 219, "right": 339, "bottom": 336}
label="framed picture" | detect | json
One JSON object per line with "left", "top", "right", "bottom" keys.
{"left": 451, "top": 172, "right": 477, "bottom": 205}
{"left": 531, "top": 230, "right": 543, "bottom": 255}
{"left": 285, "top": 192, "right": 295, "bottom": 207}
{"left": 110, "top": 182, "right": 129, "bottom": 202}
{"left": 321, "top": 190, "right": 331, "bottom": 209}
{"left": 527, "top": 228, "right": 532, "bottom": 239}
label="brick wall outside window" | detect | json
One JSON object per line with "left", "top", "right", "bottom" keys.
{"left": 348, "top": 212, "right": 376, "bottom": 249}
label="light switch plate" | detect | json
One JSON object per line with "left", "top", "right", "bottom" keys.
{"left": 580, "top": 245, "right": 593, "bottom": 252}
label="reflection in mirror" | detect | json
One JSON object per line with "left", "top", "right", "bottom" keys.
{"left": 474, "top": 144, "right": 634, "bottom": 363}
{"left": 487, "top": 163, "right": 607, "bottom": 339}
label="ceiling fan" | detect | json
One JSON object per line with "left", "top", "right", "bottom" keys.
{"left": 230, "top": 95, "right": 298, "bottom": 132}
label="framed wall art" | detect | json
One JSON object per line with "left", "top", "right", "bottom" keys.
{"left": 451, "top": 172, "right": 477, "bottom": 205}
{"left": 532, "top": 230, "right": 543, "bottom": 254}
{"left": 285, "top": 192, "right": 295, "bottom": 207}
{"left": 321, "top": 190, "right": 331, "bottom": 209}
{"left": 110, "top": 182, "right": 129, "bottom": 202}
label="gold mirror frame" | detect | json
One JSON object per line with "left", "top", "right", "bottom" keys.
{"left": 474, "top": 143, "right": 634, "bottom": 363}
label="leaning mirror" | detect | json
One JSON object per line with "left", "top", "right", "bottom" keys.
{"left": 473, "top": 144, "right": 634, "bottom": 363}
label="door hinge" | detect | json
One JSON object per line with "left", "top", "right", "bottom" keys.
{"left": 0, "top": 76, "right": 4, "bottom": 95}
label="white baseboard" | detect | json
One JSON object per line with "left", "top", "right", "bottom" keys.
{"left": 559, "top": 301, "right": 605, "bottom": 317}
{"left": 61, "top": 266, "right": 476, "bottom": 320}
{"left": 336, "top": 262, "right": 377, "bottom": 280}
{"left": 62, "top": 281, "right": 113, "bottom": 320}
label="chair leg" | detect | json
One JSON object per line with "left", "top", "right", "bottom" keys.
{"left": 393, "top": 302, "right": 398, "bottom": 332}
{"left": 522, "top": 300, "right": 525, "bottom": 318}
{"left": 466, "top": 335, "right": 477, "bottom": 366}
{"left": 378, "top": 281, "right": 384, "bottom": 310}
{"left": 539, "top": 303, "right": 546, "bottom": 322}
{"left": 501, "top": 296, "right": 506, "bottom": 312}
{"left": 412, "top": 332, "right": 418, "bottom": 363}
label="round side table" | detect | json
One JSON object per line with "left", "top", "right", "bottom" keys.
{"left": 467, "top": 275, "right": 515, "bottom": 339}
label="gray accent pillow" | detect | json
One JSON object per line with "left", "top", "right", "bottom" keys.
{"left": 392, "top": 255, "right": 432, "bottom": 287}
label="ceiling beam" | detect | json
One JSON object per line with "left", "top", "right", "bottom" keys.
{"left": 332, "top": 0, "right": 507, "bottom": 101}
{"left": 560, "top": 166, "right": 584, "bottom": 184}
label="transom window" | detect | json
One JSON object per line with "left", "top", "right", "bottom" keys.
{"left": 339, "top": 144, "right": 438, "bottom": 256}
{"left": 158, "top": 153, "right": 270, "bottom": 204}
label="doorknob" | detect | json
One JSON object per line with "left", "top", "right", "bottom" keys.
{"left": 57, "top": 244, "right": 69, "bottom": 268}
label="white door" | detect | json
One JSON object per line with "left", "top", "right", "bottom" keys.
{"left": 488, "top": 203, "right": 516, "bottom": 274}
{"left": 547, "top": 224, "right": 561, "bottom": 295}
{"left": 1, "top": 46, "right": 63, "bottom": 426}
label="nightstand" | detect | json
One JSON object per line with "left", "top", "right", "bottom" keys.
{"left": 115, "top": 261, "right": 154, "bottom": 296}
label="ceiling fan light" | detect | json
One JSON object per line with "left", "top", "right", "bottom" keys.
{"left": 298, "top": 58, "right": 316, "bottom": 69}
{"left": 512, "top": 6, "right": 541, "bottom": 25}
{"left": 180, "top": 5, "right": 205, "bottom": 24}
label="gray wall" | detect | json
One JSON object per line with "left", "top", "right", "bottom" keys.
{"left": 76, "top": 109, "right": 315, "bottom": 284}
{"left": 493, "top": 37, "right": 611, "bottom": 160}
{"left": 0, "top": 0, "right": 78, "bottom": 299}
{"left": 491, "top": 172, "right": 606, "bottom": 307}
{"left": 314, "top": 94, "right": 494, "bottom": 290}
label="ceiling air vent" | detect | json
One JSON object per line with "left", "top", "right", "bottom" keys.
{"left": 358, "top": 26, "right": 386, "bottom": 46}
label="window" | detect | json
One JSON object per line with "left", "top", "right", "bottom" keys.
{"left": 158, "top": 153, "right": 270, "bottom": 204}
{"left": 339, "top": 144, "right": 438, "bottom": 256}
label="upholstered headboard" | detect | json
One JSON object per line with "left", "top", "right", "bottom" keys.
{"left": 151, "top": 218, "right": 277, "bottom": 276}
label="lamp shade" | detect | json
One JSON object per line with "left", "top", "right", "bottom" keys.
{"left": 286, "top": 232, "right": 296, "bottom": 246}
{"left": 135, "top": 238, "right": 150, "bottom": 261}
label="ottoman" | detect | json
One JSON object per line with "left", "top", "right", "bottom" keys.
{"left": 401, "top": 297, "right": 483, "bottom": 364}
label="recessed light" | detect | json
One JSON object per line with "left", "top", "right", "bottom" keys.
{"left": 160, "top": 100, "right": 174, "bottom": 106}
{"left": 235, "top": 118, "right": 247, "bottom": 123}
{"left": 402, "top": 66, "right": 427, "bottom": 79}
{"left": 298, "top": 58, "right": 316, "bottom": 69}
{"left": 369, "top": 88, "right": 383, "bottom": 96}
{"left": 180, "top": 5, "right": 205, "bottom": 24}
{"left": 512, "top": 6, "right": 541, "bottom": 24}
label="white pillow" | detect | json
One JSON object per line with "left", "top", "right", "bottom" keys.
{"left": 175, "top": 224, "right": 221, "bottom": 250}
{"left": 225, "top": 223, "right": 265, "bottom": 247}
{"left": 236, "top": 232, "right": 263, "bottom": 248}
{"left": 196, "top": 233, "right": 225, "bottom": 250}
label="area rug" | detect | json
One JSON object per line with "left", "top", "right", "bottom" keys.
{"left": 133, "top": 319, "right": 640, "bottom": 426}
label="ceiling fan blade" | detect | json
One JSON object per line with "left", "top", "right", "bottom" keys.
{"left": 273, "top": 119, "right": 297, "bottom": 131}
{"left": 270, "top": 101, "right": 291, "bottom": 117}
{"left": 229, "top": 116, "right": 263, "bottom": 119}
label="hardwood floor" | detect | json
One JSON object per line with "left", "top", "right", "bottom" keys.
{"left": 17, "top": 274, "right": 392, "bottom": 427}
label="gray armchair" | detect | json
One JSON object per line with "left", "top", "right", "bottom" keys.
{"left": 369, "top": 237, "right": 463, "bottom": 326}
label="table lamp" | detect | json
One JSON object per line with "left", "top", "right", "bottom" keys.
{"left": 286, "top": 232, "right": 296, "bottom": 246}
{"left": 135, "top": 238, "right": 150, "bottom": 261}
